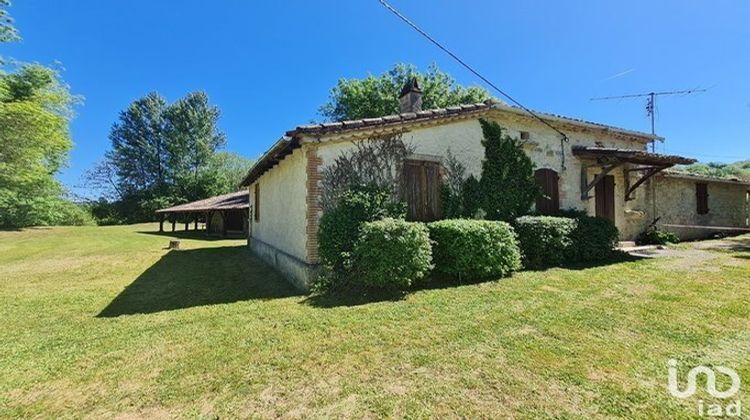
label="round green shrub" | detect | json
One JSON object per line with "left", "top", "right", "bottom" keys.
{"left": 514, "top": 216, "right": 577, "bottom": 268}
{"left": 427, "top": 219, "right": 522, "bottom": 280}
{"left": 351, "top": 219, "right": 433, "bottom": 289}
{"left": 569, "top": 215, "right": 619, "bottom": 262}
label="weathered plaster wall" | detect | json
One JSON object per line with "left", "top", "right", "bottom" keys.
{"left": 654, "top": 175, "right": 749, "bottom": 240}
{"left": 313, "top": 113, "right": 653, "bottom": 240}
{"left": 248, "top": 145, "right": 308, "bottom": 262}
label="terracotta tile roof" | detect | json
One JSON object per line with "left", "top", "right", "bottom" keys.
{"left": 155, "top": 190, "right": 249, "bottom": 214}
{"left": 284, "top": 101, "right": 662, "bottom": 140}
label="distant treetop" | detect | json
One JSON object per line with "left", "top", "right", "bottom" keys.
{"left": 319, "top": 63, "right": 494, "bottom": 122}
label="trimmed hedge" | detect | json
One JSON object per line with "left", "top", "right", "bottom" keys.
{"left": 352, "top": 219, "right": 432, "bottom": 290}
{"left": 514, "top": 216, "right": 577, "bottom": 269}
{"left": 569, "top": 215, "right": 619, "bottom": 262}
{"left": 428, "top": 219, "right": 521, "bottom": 280}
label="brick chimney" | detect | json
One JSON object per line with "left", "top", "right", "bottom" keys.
{"left": 399, "top": 77, "right": 423, "bottom": 113}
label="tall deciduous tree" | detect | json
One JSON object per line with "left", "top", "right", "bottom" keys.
{"left": 319, "top": 63, "right": 493, "bottom": 122}
{"left": 478, "top": 119, "right": 538, "bottom": 221}
{"left": 98, "top": 91, "right": 248, "bottom": 223}
{"left": 108, "top": 92, "right": 168, "bottom": 195}
{"left": 0, "top": 64, "right": 86, "bottom": 227}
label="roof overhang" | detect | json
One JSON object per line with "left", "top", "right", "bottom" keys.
{"left": 572, "top": 146, "right": 695, "bottom": 166}
{"left": 573, "top": 146, "right": 696, "bottom": 201}
{"left": 240, "top": 136, "right": 300, "bottom": 186}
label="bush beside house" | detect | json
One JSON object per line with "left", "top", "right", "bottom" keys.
{"left": 352, "top": 219, "right": 432, "bottom": 289}
{"left": 569, "top": 215, "right": 620, "bottom": 262}
{"left": 428, "top": 219, "right": 522, "bottom": 281}
{"left": 514, "top": 216, "right": 577, "bottom": 269}
{"left": 636, "top": 227, "right": 679, "bottom": 245}
{"left": 317, "top": 185, "right": 406, "bottom": 283}
{"left": 514, "top": 214, "right": 620, "bottom": 268}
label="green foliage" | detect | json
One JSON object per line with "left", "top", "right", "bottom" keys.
{"left": 636, "top": 227, "right": 679, "bottom": 245}
{"left": 569, "top": 216, "right": 620, "bottom": 262}
{"left": 478, "top": 119, "right": 538, "bottom": 221}
{"left": 351, "top": 219, "right": 432, "bottom": 290}
{"left": 92, "top": 91, "right": 249, "bottom": 223}
{"left": 0, "top": 64, "right": 82, "bottom": 228}
{"left": 514, "top": 216, "right": 577, "bottom": 269}
{"left": 461, "top": 175, "right": 482, "bottom": 218}
{"left": 0, "top": 0, "right": 19, "bottom": 64}
{"left": 674, "top": 161, "right": 750, "bottom": 181}
{"left": 427, "top": 219, "right": 521, "bottom": 280}
{"left": 319, "top": 63, "right": 492, "bottom": 122}
{"left": 316, "top": 185, "right": 407, "bottom": 289}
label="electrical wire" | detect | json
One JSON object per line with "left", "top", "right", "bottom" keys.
{"left": 378, "top": 0, "right": 569, "bottom": 143}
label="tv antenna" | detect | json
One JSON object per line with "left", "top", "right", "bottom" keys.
{"left": 591, "top": 88, "right": 708, "bottom": 152}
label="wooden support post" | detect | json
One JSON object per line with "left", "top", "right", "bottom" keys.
{"left": 159, "top": 214, "right": 164, "bottom": 232}
{"left": 222, "top": 210, "right": 227, "bottom": 238}
{"left": 624, "top": 165, "right": 670, "bottom": 201}
{"left": 581, "top": 162, "right": 622, "bottom": 200}
{"left": 184, "top": 221, "right": 189, "bottom": 231}
{"left": 171, "top": 219, "right": 176, "bottom": 232}
{"left": 194, "top": 217, "right": 198, "bottom": 230}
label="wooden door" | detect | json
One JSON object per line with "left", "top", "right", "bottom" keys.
{"left": 401, "top": 160, "right": 443, "bottom": 222}
{"left": 534, "top": 168, "right": 559, "bottom": 215}
{"left": 595, "top": 175, "right": 615, "bottom": 222}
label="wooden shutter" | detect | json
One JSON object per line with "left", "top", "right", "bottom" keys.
{"left": 254, "top": 184, "right": 260, "bottom": 222}
{"left": 401, "top": 160, "right": 443, "bottom": 222}
{"left": 534, "top": 168, "right": 559, "bottom": 215}
{"left": 595, "top": 175, "right": 616, "bottom": 222}
{"left": 696, "top": 183, "right": 709, "bottom": 215}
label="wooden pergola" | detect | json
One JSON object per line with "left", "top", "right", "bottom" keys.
{"left": 572, "top": 146, "right": 696, "bottom": 201}
{"left": 155, "top": 190, "right": 249, "bottom": 237}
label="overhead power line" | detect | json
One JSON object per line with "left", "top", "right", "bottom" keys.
{"left": 378, "top": 0, "right": 569, "bottom": 142}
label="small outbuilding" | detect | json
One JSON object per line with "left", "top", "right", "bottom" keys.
{"left": 155, "top": 190, "right": 249, "bottom": 238}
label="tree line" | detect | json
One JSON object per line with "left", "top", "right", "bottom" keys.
{"left": 0, "top": 1, "right": 253, "bottom": 228}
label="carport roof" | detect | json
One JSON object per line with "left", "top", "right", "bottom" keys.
{"left": 155, "top": 191, "right": 249, "bottom": 214}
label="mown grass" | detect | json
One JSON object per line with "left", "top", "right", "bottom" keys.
{"left": 0, "top": 224, "right": 748, "bottom": 418}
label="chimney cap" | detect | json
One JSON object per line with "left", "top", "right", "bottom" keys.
{"left": 399, "top": 77, "right": 422, "bottom": 97}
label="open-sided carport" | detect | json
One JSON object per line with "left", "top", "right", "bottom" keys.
{"left": 155, "top": 190, "right": 249, "bottom": 238}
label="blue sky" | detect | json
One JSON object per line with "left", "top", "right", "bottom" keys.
{"left": 4, "top": 1, "right": 749, "bottom": 195}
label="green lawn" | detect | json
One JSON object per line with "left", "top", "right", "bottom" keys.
{"left": 1, "top": 224, "right": 748, "bottom": 418}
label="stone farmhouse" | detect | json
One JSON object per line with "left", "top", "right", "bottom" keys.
{"left": 240, "top": 80, "right": 750, "bottom": 289}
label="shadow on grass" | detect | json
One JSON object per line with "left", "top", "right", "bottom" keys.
{"left": 98, "top": 245, "right": 302, "bottom": 317}
{"left": 303, "top": 252, "right": 647, "bottom": 308}
{"left": 137, "top": 230, "right": 231, "bottom": 241}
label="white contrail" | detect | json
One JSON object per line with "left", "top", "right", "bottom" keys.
{"left": 603, "top": 68, "right": 635, "bottom": 81}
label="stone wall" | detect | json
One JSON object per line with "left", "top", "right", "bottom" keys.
{"left": 655, "top": 174, "right": 749, "bottom": 240}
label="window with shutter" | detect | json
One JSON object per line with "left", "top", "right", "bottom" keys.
{"left": 534, "top": 168, "right": 560, "bottom": 215}
{"left": 696, "top": 183, "right": 709, "bottom": 215}
{"left": 401, "top": 160, "right": 443, "bottom": 222}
